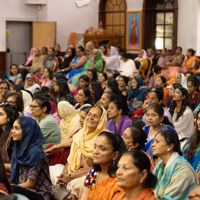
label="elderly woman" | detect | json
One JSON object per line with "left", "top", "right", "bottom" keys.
{"left": 24, "top": 73, "right": 40, "bottom": 94}
{"left": 152, "top": 129, "right": 198, "bottom": 199}
{"left": 50, "top": 106, "right": 108, "bottom": 187}
{"left": 116, "top": 150, "right": 157, "bottom": 200}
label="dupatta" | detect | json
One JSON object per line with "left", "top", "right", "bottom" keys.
{"left": 67, "top": 106, "right": 107, "bottom": 173}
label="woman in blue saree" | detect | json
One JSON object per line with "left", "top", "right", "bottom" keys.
{"left": 183, "top": 109, "right": 200, "bottom": 182}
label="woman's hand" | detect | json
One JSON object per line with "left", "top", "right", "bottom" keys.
{"left": 57, "top": 172, "right": 72, "bottom": 186}
{"left": 45, "top": 146, "right": 54, "bottom": 153}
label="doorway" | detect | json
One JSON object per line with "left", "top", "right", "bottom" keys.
{"left": 6, "top": 21, "right": 32, "bottom": 72}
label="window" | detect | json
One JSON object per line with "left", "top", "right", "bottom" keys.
{"left": 155, "top": 0, "right": 175, "bottom": 50}
{"left": 143, "top": 0, "right": 178, "bottom": 51}
{"left": 99, "top": 0, "right": 127, "bottom": 48}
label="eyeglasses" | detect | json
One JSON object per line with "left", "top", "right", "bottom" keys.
{"left": 0, "top": 87, "right": 8, "bottom": 90}
{"left": 29, "top": 105, "right": 41, "bottom": 109}
{"left": 5, "top": 100, "right": 16, "bottom": 105}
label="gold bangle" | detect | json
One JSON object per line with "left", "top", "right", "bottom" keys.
{"left": 54, "top": 145, "right": 56, "bottom": 149}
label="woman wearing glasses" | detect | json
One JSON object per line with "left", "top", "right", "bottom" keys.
{"left": 30, "top": 93, "right": 61, "bottom": 149}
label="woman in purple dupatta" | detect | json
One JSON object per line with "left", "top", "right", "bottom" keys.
{"left": 107, "top": 98, "right": 132, "bottom": 136}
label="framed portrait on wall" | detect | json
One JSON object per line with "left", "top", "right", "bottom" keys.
{"left": 126, "top": 11, "right": 142, "bottom": 50}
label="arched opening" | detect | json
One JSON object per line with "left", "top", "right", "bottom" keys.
{"left": 99, "top": 0, "right": 127, "bottom": 49}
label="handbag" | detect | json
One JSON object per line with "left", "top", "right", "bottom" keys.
{"left": 52, "top": 185, "right": 70, "bottom": 200}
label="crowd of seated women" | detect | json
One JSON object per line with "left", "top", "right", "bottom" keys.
{"left": 0, "top": 42, "right": 200, "bottom": 200}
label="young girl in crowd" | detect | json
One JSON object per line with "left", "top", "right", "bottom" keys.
{"left": 8, "top": 64, "right": 22, "bottom": 85}
{"left": 0, "top": 104, "right": 19, "bottom": 171}
{"left": 107, "top": 98, "right": 132, "bottom": 136}
{"left": 74, "top": 88, "right": 92, "bottom": 112}
{"left": 10, "top": 116, "right": 52, "bottom": 200}
{"left": 97, "top": 72, "right": 107, "bottom": 90}
{"left": 187, "top": 75, "right": 200, "bottom": 111}
{"left": 169, "top": 86, "right": 195, "bottom": 141}
{"left": 127, "top": 77, "right": 148, "bottom": 114}
{"left": 144, "top": 103, "right": 174, "bottom": 157}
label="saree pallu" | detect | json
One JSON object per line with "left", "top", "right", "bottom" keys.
{"left": 153, "top": 153, "right": 198, "bottom": 200}
{"left": 182, "top": 139, "right": 200, "bottom": 173}
{"left": 87, "top": 177, "right": 124, "bottom": 200}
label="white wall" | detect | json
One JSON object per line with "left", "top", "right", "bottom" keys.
{"left": 1, "top": 0, "right": 200, "bottom": 54}
{"left": 0, "top": 0, "right": 39, "bottom": 51}
{"left": 45, "top": 0, "right": 99, "bottom": 51}
{"left": 177, "top": 0, "right": 199, "bottom": 53}
{"left": 127, "top": 0, "right": 143, "bottom": 11}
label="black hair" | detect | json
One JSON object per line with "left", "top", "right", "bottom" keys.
{"left": 187, "top": 75, "right": 199, "bottom": 92}
{"left": 33, "top": 93, "right": 51, "bottom": 114}
{"left": 88, "top": 69, "right": 97, "bottom": 81}
{"left": 147, "top": 103, "right": 173, "bottom": 126}
{"left": 55, "top": 77, "right": 71, "bottom": 96}
{"left": 0, "top": 104, "right": 19, "bottom": 143}
{"left": 0, "top": 155, "right": 11, "bottom": 193}
{"left": 10, "top": 64, "right": 19, "bottom": 76}
{"left": 79, "top": 87, "right": 91, "bottom": 104}
{"left": 107, "top": 77, "right": 121, "bottom": 95}
{"left": 77, "top": 46, "right": 85, "bottom": 52}
{"left": 149, "top": 87, "right": 164, "bottom": 102}
{"left": 0, "top": 80, "right": 10, "bottom": 91}
{"left": 187, "top": 48, "right": 196, "bottom": 56}
{"left": 90, "top": 82, "right": 104, "bottom": 104}
{"left": 5, "top": 92, "right": 24, "bottom": 112}
{"left": 157, "top": 129, "right": 182, "bottom": 156}
{"left": 176, "top": 46, "right": 182, "bottom": 52}
{"left": 123, "top": 150, "right": 157, "bottom": 188}
{"left": 98, "top": 72, "right": 108, "bottom": 81}
{"left": 131, "top": 116, "right": 146, "bottom": 129}
{"left": 110, "top": 96, "right": 130, "bottom": 116}
{"left": 49, "top": 47, "right": 55, "bottom": 52}
{"left": 120, "top": 51, "right": 129, "bottom": 59}
{"left": 187, "top": 109, "right": 200, "bottom": 159}
{"left": 157, "top": 76, "right": 167, "bottom": 87}
{"left": 14, "top": 84, "right": 24, "bottom": 92}
{"left": 153, "top": 65, "right": 162, "bottom": 74}
{"left": 129, "top": 126, "right": 147, "bottom": 150}
{"left": 45, "top": 67, "right": 54, "bottom": 80}
{"left": 79, "top": 74, "right": 90, "bottom": 85}
{"left": 118, "top": 75, "right": 129, "bottom": 85}
{"left": 94, "top": 131, "right": 126, "bottom": 177}
{"left": 169, "top": 86, "right": 190, "bottom": 121}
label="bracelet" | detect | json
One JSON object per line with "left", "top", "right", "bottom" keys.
{"left": 53, "top": 145, "right": 56, "bottom": 149}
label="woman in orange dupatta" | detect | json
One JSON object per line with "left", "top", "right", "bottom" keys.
{"left": 116, "top": 150, "right": 157, "bottom": 200}
{"left": 182, "top": 48, "right": 199, "bottom": 74}
{"left": 80, "top": 131, "right": 126, "bottom": 200}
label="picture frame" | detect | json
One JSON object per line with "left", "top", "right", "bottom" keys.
{"left": 126, "top": 11, "right": 142, "bottom": 50}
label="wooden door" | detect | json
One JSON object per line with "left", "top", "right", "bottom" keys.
{"left": 32, "top": 22, "right": 56, "bottom": 48}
